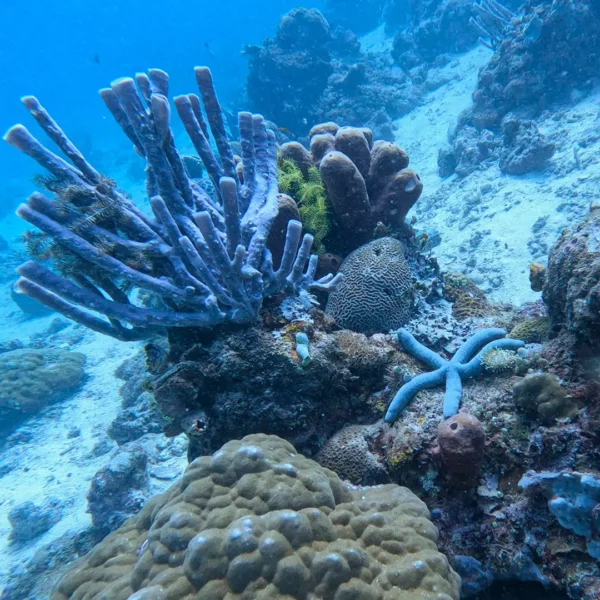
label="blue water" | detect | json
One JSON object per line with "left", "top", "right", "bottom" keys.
{"left": 0, "top": 0, "right": 322, "bottom": 232}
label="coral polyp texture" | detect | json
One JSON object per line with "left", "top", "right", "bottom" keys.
{"left": 51, "top": 434, "right": 460, "bottom": 600}
{"left": 325, "top": 237, "right": 415, "bottom": 335}
{"left": 385, "top": 327, "right": 524, "bottom": 423}
{"left": 281, "top": 123, "right": 423, "bottom": 256}
{"left": 5, "top": 67, "right": 340, "bottom": 341}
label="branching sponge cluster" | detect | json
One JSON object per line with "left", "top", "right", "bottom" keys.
{"left": 52, "top": 434, "right": 460, "bottom": 600}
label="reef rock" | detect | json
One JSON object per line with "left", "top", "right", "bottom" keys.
{"left": 150, "top": 325, "right": 393, "bottom": 459}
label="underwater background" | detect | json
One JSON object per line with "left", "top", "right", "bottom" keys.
{"left": 0, "top": 1, "right": 599, "bottom": 599}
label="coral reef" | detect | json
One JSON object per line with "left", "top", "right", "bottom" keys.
{"left": 0, "top": 348, "right": 85, "bottom": 422}
{"left": 470, "top": 0, "right": 600, "bottom": 130}
{"left": 385, "top": 327, "right": 524, "bottom": 422}
{"left": 316, "top": 423, "right": 388, "bottom": 485}
{"left": 512, "top": 373, "right": 575, "bottom": 423}
{"left": 445, "top": 0, "right": 599, "bottom": 176}
{"left": 148, "top": 323, "right": 393, "bottom": 459}
{"left": 6, "top": 67, "right": 340, "bottom": 340}
{"left": 325, "top": 237, "right": 415, "bottom": 334}
{"left": 247, "top": 8, "right": 453, "bottom": 139}
{"left": 51, "top": 434, "right": 460, "bottom": 600}
{"left": 246, "top": 9, "right": 342, "bottom": 134}
{"left": 436, "top": 413, "right": 485, "bottom": 488}
{"left": 544, "top": 202, "right": 600, "bottom": 350}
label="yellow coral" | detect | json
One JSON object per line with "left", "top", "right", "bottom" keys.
{"left": 278, "top": 159, "right": 329, "bottom": 253}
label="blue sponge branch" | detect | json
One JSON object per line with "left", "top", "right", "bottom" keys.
{"left": 385, "top": 328, "right": 525, "bottom": 423}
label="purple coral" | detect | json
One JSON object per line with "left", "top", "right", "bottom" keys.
{"left": 5, "top": 67, "right": 341, "bottom": 341}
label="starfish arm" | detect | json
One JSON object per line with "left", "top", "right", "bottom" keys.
{"left": 457, "top": 338, "right": 526, "bottom": 378}
{"left": 443, "top": 365, "right": 463, "bottom": 418}
{"left": 452, "top": 328, "right": 508, "bottom": 364}
{"left": 396, "top": 328, "right": 447, "bottom": 370}
{"left": 385, "top": 367, "right": 447, "bottom": 423}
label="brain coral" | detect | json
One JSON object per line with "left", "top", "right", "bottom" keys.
{"left": 0, "top": 348, "right": 85, "bottom": 414}
{"left": 52, "top": 434, "right": 460, "bottom": 600}
{"left": 325, "top": 237, "right": 414, "bottom": 334}
{"left": 316, "top": 424, "right": 388, "bottom": 485}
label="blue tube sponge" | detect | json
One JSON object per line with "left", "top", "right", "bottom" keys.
{"left": 5, "top": 68, "right": 342, "bottom": 341}
{"left": 385, "top": 328, "right": 525, "bottom": 423}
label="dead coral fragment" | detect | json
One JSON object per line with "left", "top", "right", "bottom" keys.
{"left": 513, "top": 373, "right": 576, "bottom": 422}
{"left": 52, "top": 434, "right": 460, "bottom": 600}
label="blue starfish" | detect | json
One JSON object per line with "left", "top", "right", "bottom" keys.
{"left": 385, "top": 328, "right": 525, "bottom": 423}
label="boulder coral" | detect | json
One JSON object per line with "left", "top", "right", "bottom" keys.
{"left": 0, "top": 348, "right": 85, "bottom": 416}
{"left": 51, "top": 434, "right": 461, "bottom": 600}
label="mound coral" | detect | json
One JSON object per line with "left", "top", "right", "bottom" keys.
{"left": 325, "top": 237, "right": 415, "bottom": 335}
{"left": 385, "top": 328, "right": 524, "bottom": 422}
{"left": 52, "top": 434, "right": 460, "bottom": 600}
{"left": 0, "top": 348, "right": 85, "bottom": 415}
{"left": 6, "top": 67, "right": 340, "bottom": 341}
{"left": 512, "top": 373, "right": 575, "bottom": 423}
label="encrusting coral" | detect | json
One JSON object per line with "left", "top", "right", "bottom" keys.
{"left": 51, "top": 434, "right": 461, "bottom": 600}
{"left": 5, "top": 67, "right": 341, "bottom": 341}
{"left": 325, "top": 237, "right": 415, "bottom": 335}
{"left": 385, "top": 327, "right": 524, "bottom": 422}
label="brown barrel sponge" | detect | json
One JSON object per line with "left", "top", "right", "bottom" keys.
{"left": 334, "top": 126, "right": 372, "bottom": 179}
{"left": 308, "top": 121, "right": 339, "bottom": 138}
{"left": 371, "top": 169, "right": 423, "bottom": 227}
{"left": 310, "top": 132, "right": 336, "bottom": 165}
{"left": 319, "top": 150, "right": 372, "bottom": 238}
{"left": 279, "top": 141, "right": 313, "bottom": 178}
{"left": 266, "top": 193, "right": 301, "bottom": 270}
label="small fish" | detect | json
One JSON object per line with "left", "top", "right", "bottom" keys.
{"left": 204, "top": 43, "right": 217, "bottom": 60}
{"left": 278, "top": 126, "right": 292, "bottom": 136}
{"left": 92, "top": 54, "right": 100, "bottom": 65}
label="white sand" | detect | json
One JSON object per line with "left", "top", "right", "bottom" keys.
{"left": 395, "top": 46, "right": 600, "bottom": 306}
